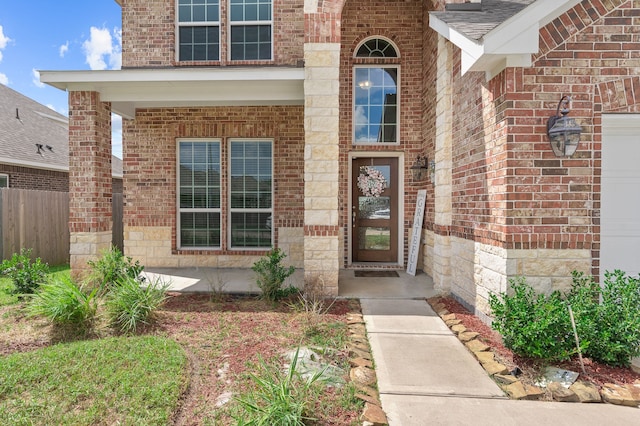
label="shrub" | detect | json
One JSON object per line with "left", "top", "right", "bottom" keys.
{"left": 488, "top": 277, "right": 574, "bottom": 361}
{"left": 251, "top": 248, "right": 296, "bottom": 301}
{"left": 27, "top": 276, "right": 97, "bottom": 328}
{"left": 233, "top": 347, "right": 324, "bottom": 426}
{"left": 106, "top": 276, "right": 169, "bottom": 334}
{"left": 569, "top": 270, "right": 640, "bottom": 366}
{"left": 0, "top": 248, "right": 49, "bottom": 294}
{"left": 87, "top": 246, "right": 144, "bottom": 294}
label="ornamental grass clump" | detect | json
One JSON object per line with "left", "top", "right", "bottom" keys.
{"left": 27, "top": 276, "right": 98, "bottom": 329}
{"left": 86, "top": 245, "right": 144, "bottom": 295}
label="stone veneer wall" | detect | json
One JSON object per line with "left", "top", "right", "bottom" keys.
{"left": 303, "top": 42, "right": 341, "bottom": 295}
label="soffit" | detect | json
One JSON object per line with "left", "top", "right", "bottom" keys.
{"left": 40, "top": 67, "right": 306, "bottom": 120}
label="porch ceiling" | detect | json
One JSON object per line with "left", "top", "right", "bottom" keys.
{"left": 39, "top": 67, "right": 305, "bottom": 119}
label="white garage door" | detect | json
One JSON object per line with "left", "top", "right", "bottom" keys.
{"left": 601, "top": 114, "right": 640, "bottom": 282}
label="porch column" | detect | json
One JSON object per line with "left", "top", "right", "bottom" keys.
{"left": 68, "top": 91, "right": 113, "bottom": 276}
{"left": 433, "top": 35, "right": 453, "bottom": 294}
{"left": 303, "top": 8, "right": 342, "bottom": 295}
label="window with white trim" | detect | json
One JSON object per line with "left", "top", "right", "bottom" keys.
{"left": 229, "top": 0, "right": 272, "bottom": 60}
{"left": 0, "top": 174, "right": 8, "bottom": 188}
{"left": 178, "top": 140, "right": 221, "bottom": 248}
{"left": 178, "top": 0, "right": 221, "bottom": 61}
{"left": 353, "top": 38, "right": 399, "bottom": 144}
{"left": 229, "top": 140, "right": 272, "bottom": 248}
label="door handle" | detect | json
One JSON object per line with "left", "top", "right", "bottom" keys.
{"left": 352, "top": 211, "right": 356, "bottom": 228}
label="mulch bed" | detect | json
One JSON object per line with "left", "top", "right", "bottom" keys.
{"left": 435, "top": 296, "right": 640, "bottom": 390}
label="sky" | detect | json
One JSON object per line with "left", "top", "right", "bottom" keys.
{"left": 0, "top": 1, "right": 124, "bottom": 158}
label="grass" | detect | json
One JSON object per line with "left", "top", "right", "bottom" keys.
{"left": 0, "top": 335, "right": 188, "bottom": 425}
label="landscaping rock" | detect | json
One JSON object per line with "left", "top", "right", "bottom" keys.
{"left": 349, "top": 348, "right": 372, "bottom": 360}
{"left": 482, "top": 361, "right": 510, "bottom": 376}
{"left": 458, "top": 331, "right": 479, "bottom": 342}
{"left": 350, "top": 366, "right": 377, "bottom": 387}
{"left": 350, "top": 357, "right": 373, "bottom": 368}
{"left": 355, "top": 383, "right": 380, "bottom": 401}
{"left": 361, "top": 402, "right": 387, "bottom": 425}
{"left": 548, "top": 382, "right": 580, "bottom": 402}
{"left": 601, "top": 383, "right": 639, "bottom": 407}
{"left": 445, "top": 319, "right": 462, "bottom": 327}
{"left": 350, "top": 342, "right": 371, "bottom": 353}
{"left": 505, "top": 382, "right": 544, "bottom": 400}
{"left": 494, "top": 374, "right": 519, "bottom": 385}
{"left": 441, "top": 313, "right": 456, "bottom": 322}
{"left": 451, "top": 324, "right": 466, "bottom": 334}
{"left": 355, "top": 392, "right": 379, "bottom": 405}
{"left": 475, "top": 351, "right": 494, "bottom": 364}
{"left": 465, "top": 339, "right": 490, "bottom": 353}
{"left": 569, "top": 381, "right": 601, "bottom": 403}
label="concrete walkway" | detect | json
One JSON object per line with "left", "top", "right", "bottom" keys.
{"left": 362, "top": 298, "right": 640, "bottom": 425}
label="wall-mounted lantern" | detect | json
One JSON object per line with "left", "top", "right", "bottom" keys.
{"left": 546, "top": 95, "right": 582, "bottom": 157}
{"left": 411, "top": 155, "right": 430, "bottom": 181}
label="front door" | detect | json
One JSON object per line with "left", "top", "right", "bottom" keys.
{"left": 352, "top": 157, "right": 398, "bottom": 262}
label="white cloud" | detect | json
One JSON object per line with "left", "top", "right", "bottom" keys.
{"left": 0, "top": 25, "right": 12, "bottom": 62}
{"left": 82, "top": 26, "right": 122, "bottom": 70}
{"left": 59, "top": 41, "right": 69, "bottom": 58}
{"left": 0, "top": 73, "right": 8, "bottom": 86}
{"left": 32, "top": 69, "right": 44, "bottom": 88}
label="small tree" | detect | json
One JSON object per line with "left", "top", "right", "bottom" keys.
{"left": 252, "top": 247, "right": 296, "bottom": 301}
{"left": 0, "top": 248, "right": 49, "bottom": 294}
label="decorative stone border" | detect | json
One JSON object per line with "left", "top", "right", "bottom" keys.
{"left": 345, "top": 311, "right": 388, "bottom": 426}
{"left": 427, "top": 297, "right": 640, "bottom": 408}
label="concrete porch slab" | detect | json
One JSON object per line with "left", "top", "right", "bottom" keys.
{"left": 380, "top": 394, "right": 640, "bottom": 426}
{"left": 338, "top": 269, "right": 437, "bottom": 299}
{"left": 368, "top": 333, "right": 505, "bottom": 398}
{"left": 361, "top": 299, "right": 451, "bottom": 334}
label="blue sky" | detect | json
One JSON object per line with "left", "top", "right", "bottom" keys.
{"left": 0, "top": 1, "right": 123, "bottom": 158}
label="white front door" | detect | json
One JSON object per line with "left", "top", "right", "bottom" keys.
{"left": 601, "top": 114, "right": 640, "bottom": 281}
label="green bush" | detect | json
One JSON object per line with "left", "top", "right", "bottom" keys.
{"left": 251, "top": 248, "right": 296, "bottom": 301}
{"left": 489, "top": 277, "right": 573, "bottom": 361}
{"left": 0, "top": 248, "right": 49, "bottom": 294}
{"left": 568, "top": 270, "right": 640, "bottom": 366}
{"left": 106, "top": 276, "right": 169, "bottom": 334}
{"left": 490, "top": 271, "right": 640, "bottom": 366}
{"left": 27, "top": 276, "right": 97, "bottom": 328}
{"left": 87, "top": 246, "right": 144, "bottom": 294}
{"left": 233, "top": 347, "right": 324, "bottom": 426}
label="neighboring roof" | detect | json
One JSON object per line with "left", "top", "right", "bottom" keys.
{"left": 431, "top": 0, "right": 535, "bottom": 42}
{"left": 430, "top": 0, "right": 582, "bottom": 79}
{"left": 0, "top": 84, "right": 69, "bottom": 172}
{"left": 40, "top": 67, "right": 306, "bottom": 119}
{"left": 0, "top": 84, "right": 122, "bottom": 177}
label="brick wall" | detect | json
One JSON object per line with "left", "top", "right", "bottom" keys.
{"left": 121, "top": 0, "right": 304, "bottom": 67}
{"left": 0, "top": 165, "right": 68, "bottom": 192}
{"left": 447, "top": 0, "right": 638, "bottom": 282}
{"left": 339, "top": 0, "right": 428, "bottom": 266}
{"left": 123, "top": 105, "right": 304, "bottom": 254}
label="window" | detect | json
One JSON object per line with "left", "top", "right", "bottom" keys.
{"left": 178, "top": 140, "right": 221, "bottom": 248}
{"left": 230, "top": 140, "right": 272, "bottom": 248}
{"left": 0, "top": 174, "right": 7, "bottom": 188}
{"left": 229, "top": 0, "right": 272, "bottom": 60}
{"left": 353, "top": 38, "right": 399, "bottom": 144}
{"left": 178, "top": 0, "right": 220, "bottom": 61}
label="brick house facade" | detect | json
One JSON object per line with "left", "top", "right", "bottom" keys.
{"left": 42, "top": 1, "right": 640, "bottom": 310}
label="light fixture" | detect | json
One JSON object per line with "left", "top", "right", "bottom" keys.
{"left": 358, "top": 80, "right": 372, "bottom": 89}
{"left": 546, "top": 95, "right": 582, "bottom": 157}
{"left": 411, "top": 155, "right": 429, "bottom": 181}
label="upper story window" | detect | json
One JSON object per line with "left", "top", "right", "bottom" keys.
{"left": 229, "top": 0, "right": 272, "bottom": 60}
{"left": 353, "top": 38, "right": 399, "bottom": 144}
{"left": 178, "top": 0, "right": 221, "bottom": 61}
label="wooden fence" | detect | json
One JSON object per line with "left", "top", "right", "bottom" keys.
{"left": 0, "top": 188, "right": 123, "bottom": 266}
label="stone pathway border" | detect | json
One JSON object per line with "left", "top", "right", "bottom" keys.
{"left": 427, "top": 297, "right": 640, "bottom": 408}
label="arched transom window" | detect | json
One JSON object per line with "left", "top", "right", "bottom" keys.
{"left": 353, "top": 38, "right": 399, "bottom": 144}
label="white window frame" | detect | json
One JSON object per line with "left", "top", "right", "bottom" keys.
{"left": 176, "top": 139, "right": 222, "bottom": 250}
{"left": 228, "top": 0, "right": 273, "bottom": 61}
{"left": 0, "top": 174, "right": 8, "bottom": 188}
{"left": 352, "top": 64, "right": 400, "bottom": 145}
{"left": 176, "top": 0, "right": 221, "bottom": 62}
{"left": 228, "top": 138, "right": 274, "bottom": 250}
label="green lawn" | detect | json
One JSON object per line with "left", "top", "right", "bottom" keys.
{"left": 0, "top": 336, "right": 188, "bottom": 425}
{"left": 0, "top": 264, "right": 70, "bottom": 306}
